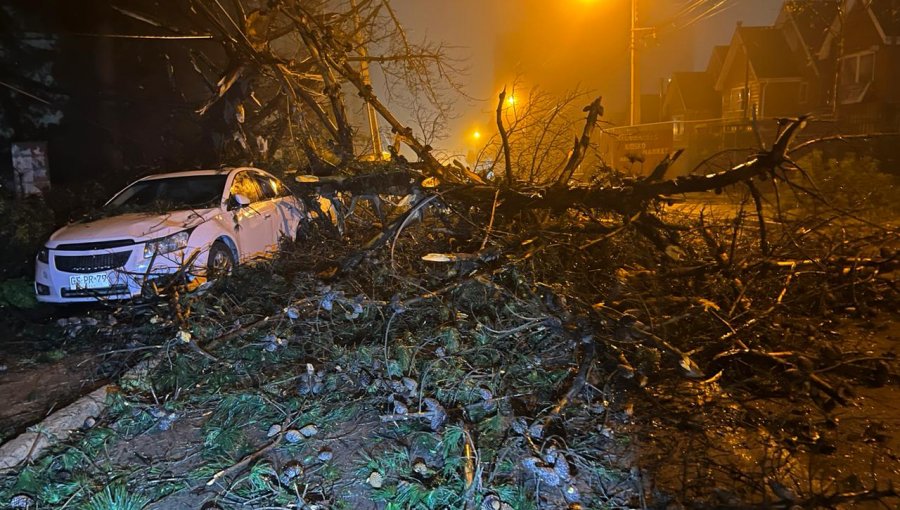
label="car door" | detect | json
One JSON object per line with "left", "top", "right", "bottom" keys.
{"left": 228, "top": 171, "right": 274, "bottom": 261}
{"left": 256, "top": 173, "right": 305, "bottom": 243}
{"left": 249, "top": 171, "right": 288, "bottom": 252}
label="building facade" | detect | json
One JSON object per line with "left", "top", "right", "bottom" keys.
{"left": 601, "top": 0, "right": 898, "bottom": 176}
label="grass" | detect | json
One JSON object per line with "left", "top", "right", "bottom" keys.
{"left": 0, "top": 226, "right": 644, "bottom": 509}
{"left": 0, "top": 278, "right": 38, "bottom": 309}
{"left": 0, "top": 289, "right": 626, "bottom": 509}
{"left": 83, "top": 484, "right": 148, "bottom": 510}
{"left": 202, "top": 394, "right": 278, "bottom": 460}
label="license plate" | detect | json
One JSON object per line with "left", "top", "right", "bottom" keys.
{"left": 69, "top": 273, "right": 111, "bottom": 290}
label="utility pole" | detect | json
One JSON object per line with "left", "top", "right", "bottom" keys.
{"left": 630, "top": 0, "right": 640, "bottom": 126}
{"left": 351, "top": 0, "right": 383, "bottom": 159}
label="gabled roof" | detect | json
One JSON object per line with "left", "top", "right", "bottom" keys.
{"left": 741, "top": 26, "right": 802, "bottom": 78}
{"left": 706, "top": 45, "right": 729, "bottom": 78}
{"left": 820, "top": 0, "right": 900, "bottom": 56}
{"left": 776, "top": 1, "right": 839, "bottom": 78}
{"left": 870, "top": 0, "right": 900, "bottom": 38}
{"left": 780, "top": 0, "right": 840, "bottom": 50}
{"left": 669, "top": 72, "right": 719, "bottom": 113}
{"left": 716, "top": 26, "right": 802, "bottom": 90}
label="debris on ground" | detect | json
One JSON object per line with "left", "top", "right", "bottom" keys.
{"left": 0, "top": 125, "right": 898, "bottom": 509}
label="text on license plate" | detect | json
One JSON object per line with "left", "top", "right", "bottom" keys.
{"left": 69, "top": 273, "right": 111, "bottom": 290}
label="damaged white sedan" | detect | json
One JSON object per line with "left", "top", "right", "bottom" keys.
{"left": 35, "top": 167, "right": 307, "bottom": 303}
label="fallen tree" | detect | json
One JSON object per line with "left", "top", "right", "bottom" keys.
{"left": 1, "top": 2, "right": 899, "bottom": 509}
{"left": 1, "top": 125, "right": 896, "bottom": 508}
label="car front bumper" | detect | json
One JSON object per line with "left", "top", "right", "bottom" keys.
{"left": 35, "top": 243, "right": 208, "bottom": 303}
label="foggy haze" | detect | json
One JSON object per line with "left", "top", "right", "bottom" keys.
{"left": 389, "top": 0, "right": 784, "bottom": 154}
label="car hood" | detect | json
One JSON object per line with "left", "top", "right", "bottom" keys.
{"left": 46, "top": 209, "right": 217, "bottom": 248}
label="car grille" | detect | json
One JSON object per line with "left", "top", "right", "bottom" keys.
{"left": 55, "top": 251, "right": 131, "bottom": 273}
{"left": 55, "top": 239, "right": 134, "bottom": 251}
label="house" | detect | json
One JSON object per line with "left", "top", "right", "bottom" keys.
{"left": 712, "top": 1, "right": 837, "bottom": 120}
{"left": 600, "top": 0, "right": 897, "bottom": 177}
{"left": 661, "top": 45, "right": 725, "bottom": 123}
{"left": 640, "top": 93, "right": 662, "bottom": 124}
{"left": 662, "top": 72, "right": 720, "bottom": 122}
{"left": 819, "top": 0, "right": 900, "bottom": 133}
{"left": 706, "top": 45, "right": 730, "bottom": 81}
{"left": 715, "top": 24, "right": 808, "bottom": 119}
{"left": 775, "top": 0, "right": 841, "bottom": 115}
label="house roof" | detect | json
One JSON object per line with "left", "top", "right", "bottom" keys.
{"left": 715, "top": 25, "right": 804, "bottom": 91}
{"left": 670, "top": 72, "right": 719, "bottom": 113}
{"left": 870, "top": 0, "right": 900, "bottom": 37}
{"left": 781, "top": 0, "right": 840, "bottom": 51}
{"left": 738, "top": 26, "right": 802, "bottom": 79}
{"left": 706, "top": 45, "right": 729, "bottom": 77}
{"left": 820, "top": 0, "right": 900, "bottom": 55}
{"left": 775, "top": 1, "right": 839, "bottom": 78}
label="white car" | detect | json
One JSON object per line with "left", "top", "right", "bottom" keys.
{"left": 34, "top": 167, "right": 307, "bottom": 303}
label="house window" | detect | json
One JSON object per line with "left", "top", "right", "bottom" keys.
{"left": 841, "top": 58, "right": 855, "bottom": 85}
{"left": 858, "top": 52, "right": 875, "bottom": 83}
{"left": 729, "top": 87, "right": 745, "bottom": 111}
{"left": 841, "top": 51, "right": 876, "bottom": 85}
{"left": 672, "top": 115, "right": 684, "bottom": 137}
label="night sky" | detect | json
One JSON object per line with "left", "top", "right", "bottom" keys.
{"left": 0, "top": 0, "right": 790, "bottom": 180}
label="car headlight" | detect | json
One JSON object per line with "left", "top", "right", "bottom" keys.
{"left": 144, "top": 231, "right": 191, "bottom": 259}
{"left": 37, "top": 247, "right": 49, "bottom": 263}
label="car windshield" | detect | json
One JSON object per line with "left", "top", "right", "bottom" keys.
{"left": 106, "top": 175, "right": 228, "bottom": 213}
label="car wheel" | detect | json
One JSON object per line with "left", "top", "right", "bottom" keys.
{"left": 207, "top": 241, "right": 235, "bottom": 279}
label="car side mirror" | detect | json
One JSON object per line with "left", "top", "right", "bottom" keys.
{"left": 230, "top": 193, "right": 251, "bottom": 210}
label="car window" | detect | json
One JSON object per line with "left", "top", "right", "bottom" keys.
{"left": 106, "top": 175, "right": 228, "bottom": 212}
{"left": 252, "top": 173, "right": 278, "bottom": 201}
{"left": 270, "top": 176, "right": 293, "bottom": 198}
{"left": 230, "top": 172, "right": 264, "bottom": 203}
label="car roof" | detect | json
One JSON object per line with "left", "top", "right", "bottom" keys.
{"left": 139, "top": 167, "right": 269, "bottom": 181}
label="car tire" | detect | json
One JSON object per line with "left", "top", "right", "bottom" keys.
{"left": 207, "top": 241, "right": 235, "bottom": 279}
